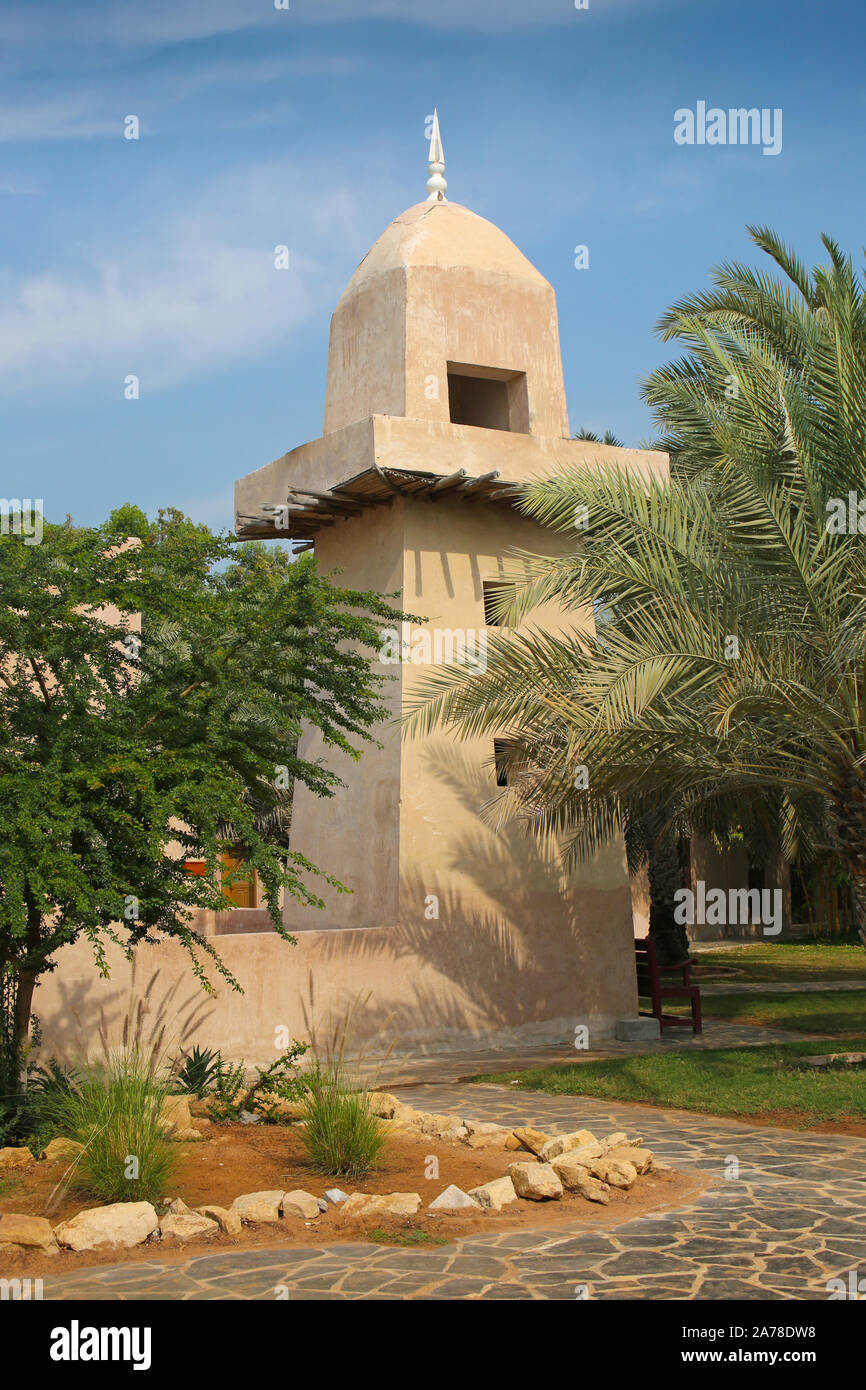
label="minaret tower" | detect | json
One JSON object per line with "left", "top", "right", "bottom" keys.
{"left": 234, "top": 116, "right": 669, "bottom": 1052}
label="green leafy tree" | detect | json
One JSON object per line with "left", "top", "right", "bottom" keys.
{"left": 408, "top": 229, "right": 866, "bottom": 952}
{"left": 0, "top": 508, "right": 402, "bottom": 1109}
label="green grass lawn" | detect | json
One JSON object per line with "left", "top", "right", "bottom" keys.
{"left": 662, "top": 988, "right": 866, "bottom": 1035}
{"left": 694, "top": 940, "right": 866, "bottom": 983}
{"left": 472, "top": 1036, "right": 866, "bottom": 1129}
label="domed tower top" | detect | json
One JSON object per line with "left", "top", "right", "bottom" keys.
{"left": 323, "top": 115, "right": 570, "bottom": 439}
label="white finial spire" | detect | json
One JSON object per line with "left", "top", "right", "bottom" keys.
{"left": 426, "top": 109, "right": 447, "bottom": 202}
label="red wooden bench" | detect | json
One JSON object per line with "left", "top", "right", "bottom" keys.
{"left": 635, "top": 937, "right": 702, "bottom": 1034}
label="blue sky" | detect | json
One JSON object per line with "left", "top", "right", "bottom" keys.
{"left": 2, "top": 0, "right": 864, "bottom": 528}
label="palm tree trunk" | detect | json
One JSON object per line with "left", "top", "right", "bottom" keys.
{"left": 641, "top": 805, "right": 691, "bottom": 965}
{"left": 848, "top": 866, "right": 866, "bottom": 950}
{"left": 831, "top": 767, "right": 866, "bottom": 951}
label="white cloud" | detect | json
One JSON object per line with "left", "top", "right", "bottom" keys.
{"left": 0, "top": 0, "right": 681, "bottom": 56}
{"left": 0, "top": 97, "right": 118, "bottom": 143}
{"left": 0, "top": 51, "right": 361, "bottom": 144}
{"left": 0, "top": 166, "right": 373, "bottom": 396}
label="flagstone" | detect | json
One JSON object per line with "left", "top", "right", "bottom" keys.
{"left": 35, "top": 1080, "right": 866, "bottom": 1303}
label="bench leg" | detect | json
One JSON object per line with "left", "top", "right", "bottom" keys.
{"left": 692, "top": 993, "right": 702, "bottom": 1035}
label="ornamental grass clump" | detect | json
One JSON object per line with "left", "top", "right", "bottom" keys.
{"left": 53, "top": 1047, "right": 180, "bottom": 1204}
{"left": 299, "top": 1062, "right": 386, "bottom": 1180}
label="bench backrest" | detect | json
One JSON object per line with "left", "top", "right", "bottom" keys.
{"left": 635, "top": 937, "right": 661, "bottom": 1007}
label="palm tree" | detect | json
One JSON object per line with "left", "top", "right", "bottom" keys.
{"left": 407, "top": 228, "right": 866, "bottom": 948}
{"left": 573, "top": 429, "right": 624, "bottom": 447}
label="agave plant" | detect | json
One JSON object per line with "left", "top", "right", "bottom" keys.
{"left": 175, "top": 1044, "right": 220, "bottom": 1098}
{"left": 406, "top": 228, "right": 866, "bottom": 948}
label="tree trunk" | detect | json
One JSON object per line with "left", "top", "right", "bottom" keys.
{"left": 642, "top": 805, "right": 691, "bottom": 965}
{"left": 7, "top": 899, "right": 44, "bottom": 1063}
{"left": 12, "top": 969, "right": 38, "bottom": 1056}
{"left": 830, "top": 766, "right": 866, "bottom": 952}
{"left": 849, "top": 864, "right": 866, "bottom": 951}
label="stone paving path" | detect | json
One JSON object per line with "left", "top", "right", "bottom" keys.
{"left": 366, "top": 1019, "right": 824, "bottom": 1087}
{"left": 42, "top": 1084, "right": 866, "bottom": 1302}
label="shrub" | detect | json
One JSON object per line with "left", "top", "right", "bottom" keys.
{"left": 206, "top": 1055, "right": 246, "bottom": 1120}
{"left": 206, "top": 1043, "right": 309, "bottom": 1121}
{"left": 17, "top": 1058, "right": 84, "bottom": 1155}
{"left": 299, "top": 1062, "right": 386, "bottom": 1179}
{"left": 175, "top": 1045, "right": 220, "bottom": 1098}
{"left": 52, "top": 1048, "right": 180, "bottom": 1204}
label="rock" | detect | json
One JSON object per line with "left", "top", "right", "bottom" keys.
{"left": 615, "top": 1016, "right": 660, "bottom": 1042}
{"left": 366, "top": 1192, "right": 422, "bottom": 1218}
{"left": 166, "top": 1198, "right": 193, "bottom": 1215}
{"left": 281, "top": 1189, "right": 321, "bottom": 1220}
{"left": 231, "top": 1190, "right": 284, "bottom": 1224}
{"left": 427, "top": 1184, "right": 480, "bottom": 1211}
{"left": 337, "top": 1192, "right": 373, "bottom": 1219}
{"left": 550, "top": 1151, "right": 615, "bottom": 1203}
{"left": 599, "top": 1131, "right": 629, "bottom": 1153}
{"left": 0, "top": 1214, "right": 57, "bottom": 1250}
{"left": 390, "top": 1103, "right": 420, "bottom": 1127}
{"left": 508, "top": 1162, "right": 564, "bottom": 1201}
{"left": 255, "top": 1096, "right": 306, "bottom": 1122}
{"left": 802, "top": 1051, "right": 866, "bottom": 1068}
{"left": 590, "top": 1156, "right": 638, "bottom": 1189}
{"left": 546, "top": 1142, "right": 603, "bottom": 1178}
{"left": 40, "top": 1138, "right": 84, "bottom": 1164}
{"left": 160, "top": 1212, "right": 219, "bottom": 1240}
{"left": 463, "top": 1122, "right": 511, "bottom": 1149}
{"left": 416, "top": 1112, "right": 466, "bottom": 1138}
{"left": 197, "top": 1204, "right": 242, "bottom": 1236}
{"left": 324, "top": 1188, "right": 349, "bottom": 1206}
{"left": 512, "top": 1127, "right": 549, "bottom": 1156}
{"left": 551, "top": 1151, "right": 591, "bottom": 1187}
{"left": 54, "top": 1202, "right": 158, "bottom": 1252}
{"left": 504, "top": 1134, "right": 523, "bottom": 1151}
{"left": 540, "top": 1131, "right": 602, "bottom": 1162}
{"left": 464, "top": 1120, "right": 507, "bottom": 1137}
{"left": 159, "top": 1094, "right": 193, "bottom": 1135}
{"left": 338, "top": 1192, "right": 421, "bottom": 1219}
{"left": 566, "top": 1168, "right": 611, "bottom": 1204}
{"left": 607, "top": 1145, "right": 654, "bottom": 1175}
{"left": 0, "top": 1147, "right": 34, "bottom": 1169}
{"left": 468, "top": 1176, "right": 518, "bottom": 1211}
{"left": 367, "top": 1092, "right": 401, "bottom": 1119}
{"left": 238, "top": 1110, "right": 261, "bottom": 1125}
{"left": 316, "top": 1198, "right": 328, "bottom": 1213}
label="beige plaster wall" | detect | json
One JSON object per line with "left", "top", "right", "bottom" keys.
{"left": 272, "top": 489, "right": 639, "bottom": 1045}
{"left": 281, "top": 499, "right": 405, "bottom": 933}
{"left": 630, "top": 840, "right": 793, "bottom": 943}
{"left": 234, "top": 414, "right": 668, "bottom": 532}
{"left": 31, "top": 914, "right": 619, "bottom": 1068}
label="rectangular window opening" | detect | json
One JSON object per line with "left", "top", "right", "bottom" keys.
{"left": 221, "top": 849, "right": 259, "bottom": 909}
{"left": 493, "top": 738, "right": 511, "bottom": 787}
{"left": 183, "top": 852, "right": 260, "bottom": 909}
{"left": 483, "top": 579, "right": 510, "bottom": 626}
{"left": 446, "top": 364, "right": 529, "bottom": 433}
